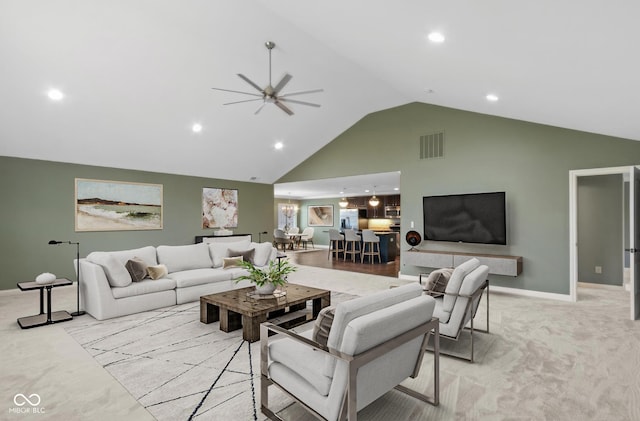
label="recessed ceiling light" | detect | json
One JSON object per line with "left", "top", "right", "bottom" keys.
{"left": 47, "top": 89, "right": 64, "bottom": 101}
{"left": 394, "top": 187, "right": 399, "bottom": 191}
{"left": 486, "top": 94, "right": 499, "bottom": 102}
{"left": 365, "top": 189, "right": 370, "bottom": 193}
{"left": 191, "top": 123, "right": 203, "bottom": 133}
{"left": 274, "top": 142, "right": 284, "bottom": 150}
{"left": 427, "top": 32, "right": 445, "bottom": 43}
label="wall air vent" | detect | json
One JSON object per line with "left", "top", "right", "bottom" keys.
{"left": 420, "top": 131, "right": 445, "bottom": 159}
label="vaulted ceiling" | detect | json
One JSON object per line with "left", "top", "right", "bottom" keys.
{"left": 2, "top": 1, "right": 639, "bottom": 188}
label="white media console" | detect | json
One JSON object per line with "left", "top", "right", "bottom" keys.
{"left": 403, "top": 249, "right": 523, "bottom": 276}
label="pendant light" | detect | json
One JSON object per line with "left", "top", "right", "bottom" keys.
{"left": 339, "top": 187, "right": 349, "bottom": 208}
{"left": 368, "top": 186, "right": 380, "bottom": 207}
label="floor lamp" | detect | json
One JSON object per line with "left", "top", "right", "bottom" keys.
{"left": 48, "top": 240, "right": 85, "bottom": 316}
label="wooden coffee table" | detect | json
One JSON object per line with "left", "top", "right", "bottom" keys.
{"left": 200, "top": 283, "right": 331, "bottom": 342}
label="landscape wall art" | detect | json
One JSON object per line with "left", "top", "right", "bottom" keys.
{"left": 75, "top": 178, "right": 163, "bottom": 231}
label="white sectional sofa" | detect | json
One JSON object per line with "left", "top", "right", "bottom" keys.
{"left": 76, "top": 237, "right": 277, "bottom": 320}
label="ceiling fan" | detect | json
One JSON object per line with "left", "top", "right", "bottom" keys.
{"left": 212, "top": 41, "right": 323, "bottom": 116}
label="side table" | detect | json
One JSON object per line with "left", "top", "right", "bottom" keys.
{"left": 17, "top": 278, "right": 73, "bottom": 329}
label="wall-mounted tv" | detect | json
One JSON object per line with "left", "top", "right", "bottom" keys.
{"left": 423, "top": 192, "right": 507, "bottom": 245}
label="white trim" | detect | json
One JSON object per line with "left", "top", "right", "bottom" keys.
{"left": 569, "top": 166, "right": 639, "bottom": 310}
{"left": 0, "top": 288, "right": 21, "bottom": 296}
{"left": 489, "top": 285, "right": 573, "bottom": 302}
{"left": 578, "top": 281, "right": 624, "bottom": 291}
{"left": 399, "top": 273, "right": 572, "bottom": 301}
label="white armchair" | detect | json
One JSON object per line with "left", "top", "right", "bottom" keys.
{"left": 424, "top": 257, "right": 490, "bottom": 363}
{"left": 260, "top": 283, "right": 439, "bottom": 421}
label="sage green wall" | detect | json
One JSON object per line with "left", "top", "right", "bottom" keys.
{"left": 278, "top": 102, "right": 640, "bottom": 295}
{"left": 577, "top": 175, "right": 623, "bottom": 285}
{"left": 0, "top": 156, "right": 274, "bottom": 291}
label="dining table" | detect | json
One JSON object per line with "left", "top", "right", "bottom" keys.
{"left": 285, "top": 233, "right": 303, "bottom": 249}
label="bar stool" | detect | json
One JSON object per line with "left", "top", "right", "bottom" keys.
{"left": 328, "top": 229, "right": 344, "bottom": 260}
{"left": 361, "top": 229, "right": 381, "bottom": 264}
{"left": 343, "top": 229, "right": 361, "bottom": 262}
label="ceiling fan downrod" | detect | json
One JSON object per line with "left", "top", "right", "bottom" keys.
{"left": 265, "top": 41, "right": 275, "bottom": 87}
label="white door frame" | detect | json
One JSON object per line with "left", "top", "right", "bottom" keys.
{"left": 569, "top": 166, "right": 634, "bottom": 304}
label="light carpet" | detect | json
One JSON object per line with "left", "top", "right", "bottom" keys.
{"left": 63, "top": 289, "right": 357, "bottom": 421}
{"left": 63, "top": 266, "right": 640, "bottom": 420}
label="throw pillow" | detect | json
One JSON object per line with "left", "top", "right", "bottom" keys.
{"left": 208, "top": 239, "right": 251, "bottom": 268}
{"left": 425, "top": 268, "right": 454, "bottom": 296}
{"left": 125, "top": 257, "right": 149, "bottom": 282}
{"left": 223, "top": 256, "right": 243, "bottom": 269}
{"left": 147, "top": 264, "right": 168, "bottom": 280}
{"left": 86, "top": 252, "right": 132, "bottom": 288}
{"left": 312, "top": 306, "right": 336, "bottom": 347}
{"left": 227, "top": 248, "right": 255, "bottom": 264}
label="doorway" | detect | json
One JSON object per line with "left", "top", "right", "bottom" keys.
{"left": 569, "top": 166, "right": 640, "bottom": 320}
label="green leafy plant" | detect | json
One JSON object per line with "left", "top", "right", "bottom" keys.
{"left": 235, "top": 259, "right": 297, "bottom": 287}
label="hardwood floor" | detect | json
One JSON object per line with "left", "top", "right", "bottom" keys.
{"left": 286, "top": 248, "right": 400, "bottom": 278}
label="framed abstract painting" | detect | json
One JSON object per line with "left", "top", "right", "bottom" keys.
{"left": 308, "top": 205, "right": 334, "bottom": 227}
{"left": 202, "top": 188, "right": 238, "bottom": 228}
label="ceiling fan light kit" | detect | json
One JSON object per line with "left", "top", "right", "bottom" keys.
{"left": 212, "top": 41, "right": 323, "bottom": 116}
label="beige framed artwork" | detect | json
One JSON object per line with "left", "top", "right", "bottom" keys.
{"left": 308, "top": 205, "right": 334, "bottom": 227}
{"left": 75, "top": 178, "right": 163, "bottom": 231}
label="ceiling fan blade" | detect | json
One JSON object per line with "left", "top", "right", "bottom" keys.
{"left": 223, "top": 98, "right": 264, "bottom": 105}
{"left": 273, "top": 73, "right": 293, "bottom": 94}
{"left": 237, "top": 74, "right": 264, "bottom": 93}
{"left": 254, "top": 102, "right": 266, "bottom": 115}
{"left": 275, "top": 100, "right": 294, "bottom": 116}
{"left": 280, "top": 88, "right": 324, "bottom": 98}
{"left": 279, "top": 98, "right": 321, "bottom": 108}
{"left": 212, "top": 87, "right": 263, "bottom": 97}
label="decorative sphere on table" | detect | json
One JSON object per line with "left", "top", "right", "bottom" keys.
{"left": 35, "top": 272, "right": 56, "bottom": 284}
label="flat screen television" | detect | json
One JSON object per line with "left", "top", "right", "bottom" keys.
{"left": 423, "top": 192, "right": 507, "bottom": 245}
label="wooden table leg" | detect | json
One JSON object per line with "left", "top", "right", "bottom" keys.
{"left": 200, "top": 300, "right": 220, "bottom": 324}
{"left": 243, "top": 313, "right": 268, "bottom": 342}
{"left": 220, "top": 308, "right": 242, "bottom": 333}
{"left": 312, "top": 294, "right": 331, "bottom": 318}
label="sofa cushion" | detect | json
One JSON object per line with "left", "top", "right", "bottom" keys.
{"left": 147, "top": 264, "right": 168, "bottom": 280}
{"left": 323, "top": 283, "right": 422, "bottom": 377}
{"left": 157, "top": 243, "right": 212, "bottom": 273}
{"left": 226, "top": 248, "right": 255, "bottom": 264}
{"left": 443, "top": 258, "right": 480, "bottom": 314}
{"left": 168, "top": 268, "right": 232, "bottom": 288}
{"left": 111, "top": 277, "right": 177, "bottom": 299}
{"left": 250, "top": 242, "right": 274, "bottom": 267}
{"left": 86, "top": 252, "right": 132, "bottom": 287}
{"left": 125, "top": 257, "right": 149, "bottom": 282}
{"left": 208, "top": 239, "right": 251, "bottom": 268}
{"left": 110, "top": 246, "right": 158, "bottom": 266}
{"left": 269, "top": 336, "right": 333, "bottom": 396}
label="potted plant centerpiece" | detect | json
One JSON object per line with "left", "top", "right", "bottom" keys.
{"left": 236, "top": 259, "right": 297, "bottom": 295}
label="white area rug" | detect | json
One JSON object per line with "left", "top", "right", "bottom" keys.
{"left": 64, "top": 289, "right": 356, "bottom": 420}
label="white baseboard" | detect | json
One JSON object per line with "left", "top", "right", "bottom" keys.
{"left": 399, "top": 273, "right": 573, "bottom": 302}
{"left": 578, "top": 281, "right": 624, "bottom": 291}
